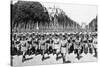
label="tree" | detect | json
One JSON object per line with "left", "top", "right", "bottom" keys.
{"left": 11, "top": 1, "right": 50, "bottom": 30}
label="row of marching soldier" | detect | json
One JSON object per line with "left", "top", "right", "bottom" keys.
{"left": 11, "top": 32, "right": 97, "bottom": 63}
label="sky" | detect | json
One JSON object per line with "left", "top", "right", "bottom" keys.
{"left": 12, "top": 0, "right": 98, "bottom": 25}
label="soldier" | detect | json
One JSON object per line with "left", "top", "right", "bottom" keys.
{"left": 20, "top": 37, "right": 29, "bottom": 62}
{"left": 45, "top": 38, "right": 54, "bottom": 55}
{"left": 83, "top": 35, "right": 88, "bottom": 55}
{"left": 30, "top": 37, "right": 38, "bottom": 55}
{"left": 60, "top": 36, "right": 71, "bottom": 63}
{"left": 53, "top": 36, "right": 61, "bottom": 60}
{"left": 27, "top": 37, "right": 33, "bottom": 55}
{"left": 40, "top": 37, "right": 46, "bottom": 61}
{"left": 74, "top": 36, "right": 82, "bottom": 60}
{"left": 33, "top": 38, "right": 40, "bottom": 55}
{"left": 92, "top": 35, "right": 97, "bottom": 58}
{"left": 88, "top": 35, "right": 93, "bottom": 54}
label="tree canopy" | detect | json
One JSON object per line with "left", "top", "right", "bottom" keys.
{"left": 11, "top": 1, "right": 50, "bottom": 28}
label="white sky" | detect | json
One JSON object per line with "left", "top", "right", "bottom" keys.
{"left": 12, "top": 0, "right": 98, "bottom": 25}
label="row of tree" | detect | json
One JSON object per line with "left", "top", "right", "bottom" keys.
{"left": 87, "top": 16, "right": 97, "bottom": 32}
{"left": 11, "top": 1, "right": 81, "bottom": 32}
{"left": 11, "top": 1, "right": 50, "bottom": 30}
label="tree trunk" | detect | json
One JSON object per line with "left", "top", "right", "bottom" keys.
{"left": 36, "top": 21, "right": 39, "bottom": 30}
